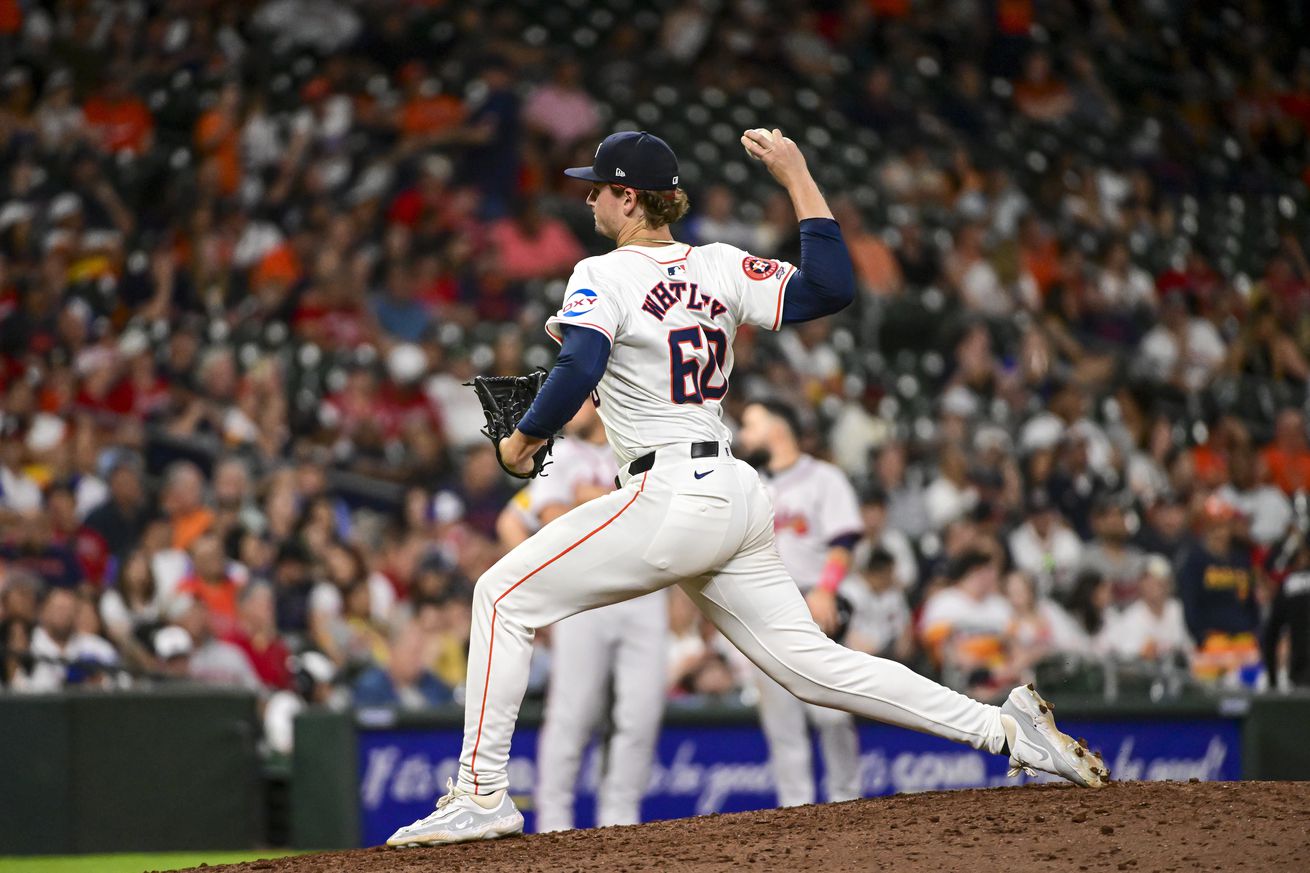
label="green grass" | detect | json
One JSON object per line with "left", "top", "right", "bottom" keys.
{"left": 0, "top": 851, "right": 307, "bottom": 873}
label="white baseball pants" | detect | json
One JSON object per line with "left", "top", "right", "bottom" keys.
{"left": 755, "top": 666, "right": 861, "bottom": 806}
{"left": 458, "top": 447, "right": 1008, "bottom": 795}
{"left": 534, "top": 592, "right": 668, "bottom": 831}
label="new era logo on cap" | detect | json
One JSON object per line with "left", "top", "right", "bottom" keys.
{"left": 564, "top": 131, "right": 680, "bottom": 190}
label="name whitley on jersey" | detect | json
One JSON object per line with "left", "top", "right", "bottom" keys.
{"left": 640, "top": 280, "right": 727, "bottom": 322}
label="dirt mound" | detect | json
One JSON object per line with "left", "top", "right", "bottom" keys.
{"left": 182, "top": 781, "right": 1309, "bottom": 873}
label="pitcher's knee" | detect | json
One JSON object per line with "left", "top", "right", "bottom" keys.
{"left": 767, "top": 670, "right": 825, "bottom": 707}
{"left": 794, "top": 684, "right": 838, "bottom": 709}
{"left": 472, "top": 569, "right": 506, "bottom": 613}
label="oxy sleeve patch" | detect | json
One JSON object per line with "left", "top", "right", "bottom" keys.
{"left": 559, "top": 287, "right": 599, "bottom": 318}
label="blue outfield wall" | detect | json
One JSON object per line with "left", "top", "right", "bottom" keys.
{"left": 355, "top": 716, "right": 1241, "bottom": 846}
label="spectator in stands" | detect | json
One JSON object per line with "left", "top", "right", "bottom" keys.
{"left": 1, "top": 569, "right": 41, "bottom": 689}
{"left": 667, "top": 586, "right": 744, "bottom": 706}
{"left": 26, "top": 587, "right": 117, "bottom": 691}
{"left": 919, "top": 550, "right": 1012, "bottom": 691}
{"left": 312, "top": 542, "right": 391, "bottom": 671}
{"left": 1060, "top": 570, "right": 1114, "bottom": 656}
{"left": 1226, "top": 300, "right": 1309, "bottom": 388}
{"left": 142, "top": 517, "right": 189, "bottom": 603}
{"left": 264, "top": 650, "right": 339, "bottom": 755}
{"left": 1094, "top": 238, "right": 1155, "bottom": 313}
{"left": 924, "top": 443, "right": 980, "bottom": 532}
{"left": 1078, "top": 495, "right": 1147, "bottom": 607}
{"left": 945, "top": 223, "right": 1011, "bottom": 317}
{"left": 459, "top": 57, "right": 521, "bottom": 218}
{"left": 0, "top": 427, "right": 41, "bottom": 518}
{"left": 833, "top": 197, "right": 903, "bottom": 298}
{"left": 845, "top": 548, "right": 912, "bottom": 662}
{"left": 1107, "top": 556, "right": 1194, "bottom": 662}
{"left": 687, "top": 185, "right": 759, "bottom": 251}
{"left": 176, "top": 533, "right": 241, "bottom": 638}
{"left": 0, "top": 511, "right": 82, "bottom": 591}
{"left": 1, "top": 612, "right": 32, "bottom": 688}
{"left": 853, "top": 486, "right": 917, "bottom": 591}
{"left": 1008, "top": 488, "right": 1083, "bottom": 599}
{"left": 414, "top": 595, "right": 470, "bottom": 690}
{"left": 195, "top": 80, "right": 242, "bottom": 197}
{"left": 370, "top": 262, "right": 433, "bottom": 344}
{"left": 1176, "top": 497, "right": 1259, "bottom": 652}
{"left": 1046, "top": 430, "right": 1110, "bottom": 540}
{"left": 1013, "top": 50, "right": 1073, "bottom": 122}
{"left": 81, "top": 70, "right": 153, "bottom": 155}
{"left": 211, "top": 456, "right": 262, "bottom": 545}
{"left": 1217, "top": 446, "right": 1292, "bottom": 546}
{"left": 168, "top": 598, "right": 261, "bottom": 691}
{"left": 486, "top": 197, "right": 585, "bottom": 283}
{"left": 225, "top": 583, "right": 293, "bottom": 691}
{"left": 99, "top": 548, "right": 163, "bottom": 669}
{"left": 1261, "top": 408, "right": 1310, "bottom": 495}
{"left": 1, "top": 568, "right": 41, "bottom": 626}
{"left": 396, "top": 62, "right": 466, "bottom": 151}
{"left": 1136, "top": 293, "right": 1226, "bottom": 393}
{"left": 1136, "top": 491, "right": 1192, "bottom": 559}
{"left": 1067, "top": 49, "right": 1119, "bottom": 130}
{"left": 83, "top": 455, "right": 149, "bottom": 560}
{"left": 353, "top": 624, "right": 450, "bottom": 709}
{"left": 874, "top": 441, "right": 931, "bottom": 540}
{"left": 161, "top": 462, "right": 213, "bottom": 552}
{"left": 1002, "top": 570, "right": 1060, "bottom": 682}
{"left": 844, "top": 66, "right": 914, "bottom": 144}
{"left": 522, "top": 57, "right": 599, "bottom": 157}
{"left": 153, "top": 625, "right": 195, "bottom": 682}
{"left": 271, "top": 540, "right": 315, "bottom": 641}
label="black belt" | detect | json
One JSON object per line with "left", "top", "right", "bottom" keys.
{"left": 618, "top": 441, "right": 723, "bottom": 485}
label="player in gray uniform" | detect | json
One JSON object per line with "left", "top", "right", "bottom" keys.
{"left": 497, "top": 404, "right": 667, "bottom": 831}
{"left": 738, "top": 399, "right": 865, "bottom": 806}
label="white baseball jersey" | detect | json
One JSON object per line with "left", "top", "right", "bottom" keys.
{"left": 510, "top": 437, "right": 619, "bottom": 533}
{"left": 545, "top": 242, "right": 797, "bottom": 466}
{"left": 764, "top": 454, "right": 863, "bottom": 590}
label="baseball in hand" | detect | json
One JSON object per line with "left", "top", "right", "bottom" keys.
{"left": 742, "top": 128, "right": 776, "bottom": 159}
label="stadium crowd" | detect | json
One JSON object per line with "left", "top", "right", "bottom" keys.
{"left": 3, "top": 0, "right": 1310, "bottom": 745}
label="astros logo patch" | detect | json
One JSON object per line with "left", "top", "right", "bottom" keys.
{"left": 741, "top": 256, "right": 779, "bottom": 280}
{"left": 560, "top": 288, "right": 598, "bottom": 318}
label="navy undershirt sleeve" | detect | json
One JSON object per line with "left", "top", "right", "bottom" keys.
{"left": 780, "top": 217, "right": 856, "bottom": 324}
{"left": 517, "top": 325, "right": 611, "bottom": 439}
{"left": 827, "top": 532, "right": 861, "bottom": 552}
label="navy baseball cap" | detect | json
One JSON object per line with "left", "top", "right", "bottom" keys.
{"left": 564, "top": 131, "right": 680, "bottom": 190}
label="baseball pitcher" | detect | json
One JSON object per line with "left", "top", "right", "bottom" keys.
{"left": 388, "top": 128, "right": 1107, "bottom": 848}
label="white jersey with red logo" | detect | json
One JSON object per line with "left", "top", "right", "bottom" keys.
{"left": 765, "top": 454, "right": 863, "bottom": 590}
{"left": 509, "top": 437, "right": 619, "bottom": 532}
{"left": 545, "top": 241, "right": 796, "bottom": 466}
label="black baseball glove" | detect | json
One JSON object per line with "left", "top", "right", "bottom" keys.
{"left": 465, "top": 368, "right": 556, "bottom": 479}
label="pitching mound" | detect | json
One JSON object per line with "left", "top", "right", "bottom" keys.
{"left": 181, "top": 781, "right": 1308, "bottom": 873}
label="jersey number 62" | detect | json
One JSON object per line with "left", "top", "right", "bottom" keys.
{"left": 668, "top": 326, "right": 728, "bottom": 404}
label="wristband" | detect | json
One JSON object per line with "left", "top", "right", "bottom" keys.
{"left": 817, "top": 558, "right": 845, "bottom": 594}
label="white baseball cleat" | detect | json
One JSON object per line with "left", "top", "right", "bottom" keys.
{"left": 1000, "top": 684, "right": 1110, "bottom": 788}
{"left": 386, "top": 778, "right": 525, "bottom": 847}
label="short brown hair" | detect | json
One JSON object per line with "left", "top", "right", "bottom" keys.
{"left": 634, "top": 187, "right": 691, "bottom": 229}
